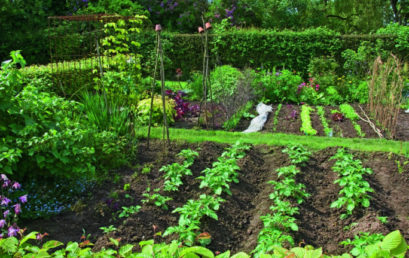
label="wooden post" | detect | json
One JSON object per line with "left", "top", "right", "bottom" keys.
{"left": 147, "top": 32, "right": 160, "bottom": 149}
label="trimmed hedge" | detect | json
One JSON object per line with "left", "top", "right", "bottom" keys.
{"left": 137, "top": 28, "right": 401, "bottom": 79}
{"left": 20, "top": 28, "right": 405, "bottom": 94}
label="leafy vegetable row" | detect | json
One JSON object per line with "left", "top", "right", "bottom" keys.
{"left": 1, "top": 229, "right": 406, "bottom": 257}
{"left": 339, "top": 104, "right": 365, "bottom": 137}
{"left": 330, "top": 148, "right": 374, "bottom": 219}
{"left": 253, "top": 145, "right": 311, "bottom": 256}
{"left": 300, "top": 105, "right": 317, "bottom": 135}
{"left": 164, "top": 142, "right": 250, "bottom": 246}
{"left": 316, "top": 106, "right": 333, "bottom": 137}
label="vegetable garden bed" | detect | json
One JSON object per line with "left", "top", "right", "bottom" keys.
{"left": 185, "top": 103, "right": 409, "bottom": 141}
{"left": 22, "top": 139, "right": 409, "bottom": 255}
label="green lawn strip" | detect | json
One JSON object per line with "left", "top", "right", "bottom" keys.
{"left": 135, "top": 127, "right": 409, "bottom": 154}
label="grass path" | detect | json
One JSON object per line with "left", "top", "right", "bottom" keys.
{"left": 135, "top": 127, "right": 409, "bottom": 155}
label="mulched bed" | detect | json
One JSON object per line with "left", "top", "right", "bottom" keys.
{"left": 22, "top": 139, "right": 409, "bottom": 255}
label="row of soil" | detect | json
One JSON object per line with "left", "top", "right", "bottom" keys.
{"left": 23, "top": 139, "right": 409, "bottom": 255}
{"left": 215, "top": 103, "right": 409, "bottom": 141}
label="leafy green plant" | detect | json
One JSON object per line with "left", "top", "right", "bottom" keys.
{"left": 272, "top": 103, "right": 282, "bottom": 132}
{"left": 100, "top": 225, "right": 117, "bottom": 234}
{"left": 141, "top": 188, "right": 172, "bottom": 210}
{"left": 164, "top": 194, "right": 224, "bottom": 246}
{"left": 341, "top": 232, "right": 385, "bottom": 257}
{"left": 300, "top": 105, "right": 317, "bottom": 135}
{"left": 395, "top": 160, "right": 409, "bottom": 174}
{"left": 339, "top": 104, "right": 365, "bottom": 137}
{"left": 134, "top": 95, "right": 176, "bottom": 126}
{"left": 282, "top": 144, "right": 311, "bottom": 166}
{"left": 210, "top": 65, "right": 243, "bottom": 103}
{"left": 316, "top": 106, "right": 333, "bottom": 137}
{"left": 198, "top": 142, "right": 250, "bottom": 195}
{"left": 330, "top": 149, "right": 374, "bottom": 219}
{"left": 377, "top": 216, "right": 389, "bottom": 224}
{"left": 161, "top": 149, "right": 199, "bottom": 192}
{"left": 223, "top": 101, "right": 254, "bottom": 131}
{"left": 253, "top": 159, "right": 310, "bottom": 256}
{"left": 118, "top": 205, "right": 141, "bottom": 218}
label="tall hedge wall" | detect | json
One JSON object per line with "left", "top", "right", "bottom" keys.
{"left": 137, "top": 28, "right": 400, "bottom": 80}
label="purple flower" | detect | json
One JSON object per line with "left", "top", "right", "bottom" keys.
{"left": 160, "top": 1, "right": 164, "bottom": 8}
{"left": 1, "top": 174, "right": 8, "bottom": 181}
{"left": 2, "top": 180, "right": 10, "bottom": 188}
{"left": 0, "top": 219, "right": 5, "bottom": 228}
{"left": 19, "top": 194, "right": 27, "bottom": 203}
{"left": 14, "top": 204, "right": 21, "bottom": 215}
{"left": 7, "top": 226, "right": 19, "bottom": 237}
{"left": 1, "top": 197, "right": 11, "bottom": 206}
{"left": 12, "top": 182, "right": 21, "bottom": 189}
{"left": 3, "top": 210, "right": 10, "bottom": 218}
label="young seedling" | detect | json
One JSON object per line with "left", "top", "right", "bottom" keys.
{"left": 142, "top": 187, "right": 172, "bottom": 210}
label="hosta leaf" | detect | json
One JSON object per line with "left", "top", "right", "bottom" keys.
{"left": 119, "top": 244, "right": 134, "bottom": 256}
{"left": 381, "top": 230, "right": 407, "bottom": 255}
{"left": 216, "top": 251, "right": 230, "bottom": 258}
{"left": 180, "top": 246, "right": 214, "bottom": 258}
{"left": 230, "top": 252, "right": 250, "bottom": 258}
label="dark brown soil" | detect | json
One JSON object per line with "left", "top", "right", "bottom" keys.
{"left": 22, "top": 139, "right": 409, "bottom": 255}
{"left": 234, "top": 104, "right": 409, "bottom": 141}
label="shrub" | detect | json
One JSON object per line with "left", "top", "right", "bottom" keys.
{"left": 210, "top": 65, "right": 243, "bottom": 103}
{"left": 134, "top": 95, "right": 176, "bottom": 126}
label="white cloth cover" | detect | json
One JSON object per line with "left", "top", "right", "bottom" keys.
{"left": 243, "top": 103, "right": 273, "bottom": 133}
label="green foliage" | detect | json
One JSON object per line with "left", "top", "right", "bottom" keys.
{"left": 142, "top": 187, "right": 173, "bottom": 210}
{"left": 223, "top": 101, "right": 254, "bottom": 131}
{"left": 0, "top": 52, "right": 128, "bottom": 180}
{"left": 282, "top": 144, "right": 311, "bottom": 166}
{"left": 134, "top": 95, "right": 176, "bottom": 126}
{"left": 81, "top": 92, "right": 132, "bottom": 136}
{"left": 300, "top": 105, "right": 317, "bottom": 136}
{"left": 330, "top": 149, "right": 374, "bottom": 219}
{"left": 253, "top": 69, "right": 302, "bottom": 103}
{"left": 0, "top": 229, "right": 407, "bottom": 257}
{"left": 78, "top": 0, "right": 147, "bottom": 16}
{"left": 198, "top": 142, "right": 250, "bottom": 196}
{"left": 161, "top": 149, "right": 199, "bottom": 192}
{"left": 272, "top": 104, "right": 282, "bottom": 132}
{"left": 339, "top": 104, "right": 365, "bottom": 137}
{"left": 164, "top": 194, "right": 224, "bottom": 246}
{"left": 210, "top": 65, "right": 243, "bottom": 103}
{"left": 118, "top": 205, "right": 141, "bottom": 218}
{"left": 185, "top": 72, "right": 204, "bottom": 101}
{"left": 316, "top": 106, "right": 333, "bottom": 137}
{"left": 308, "top": 56, "right": 339, "bottom": 92}
{"left": 100, "top": 225, "right": 117, "bottom": 234}
{"left": 253, "top": 161, "right": 309, "bottom": 256}
{"left": 340, "top": 232, "right": 385, "bottom": 257}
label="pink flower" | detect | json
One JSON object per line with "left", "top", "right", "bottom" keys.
{"left": 13, "top": 204, "right": 21, "bottom": 215}
{"left": 0, "top": 219, "right": 6, "bottom": 228}
{"left": 7, "top": 225, "right": 19, "bottom": 237}
{"left": 205, "top": 22, "right": 212, "bottom": 30}
{"left": 198, "top": 26, "right": 204, "bottom": 33}
{"left": 155, "top": 24, "right": 162, "bottom": 32}
{"left": 1, "top": 197, "right": 11, "bottom": 206}
{"left": 19, "top": 194, "right": 27, "bottom": 204}
{"left": 12, "top": 182, "right": 21, "bottom": 189}
{"left": 1, "top": 174, "right": 8, "bottom": 181}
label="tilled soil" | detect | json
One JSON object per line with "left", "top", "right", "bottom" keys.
{"left": 23, "top": 139, "right": 409, "bottom": 255}
{"left": 230, "top": 104, "right": 409, "bottom": 141}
